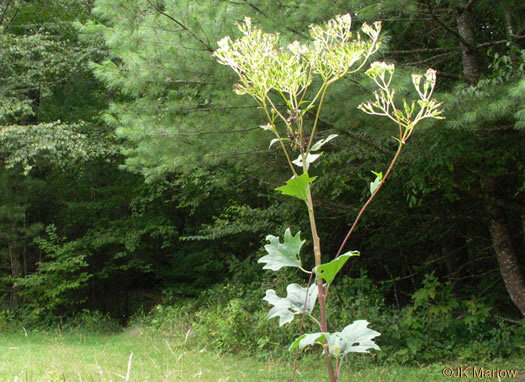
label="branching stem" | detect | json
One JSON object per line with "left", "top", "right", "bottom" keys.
{"left": 305, "top": 185, "right": 336, "bottom": 382}
{"left": 335, "top": 130, "right": 407, "bottom": 258}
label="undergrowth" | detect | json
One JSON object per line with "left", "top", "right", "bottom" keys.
{"left": 2, "top": 272, "right": 523, "bottom": 365}
{"left": 129, "top": 272, "right": 525, "bottom": 364}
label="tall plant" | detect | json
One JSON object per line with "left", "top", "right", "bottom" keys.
{"left": 214, "top": 14, "right": 443, "bottom": 381}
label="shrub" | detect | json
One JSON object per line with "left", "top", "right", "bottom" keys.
{"left": 61, "top": 309, "right": 121, "bottom": 333}
{"left": 0, "top": 309, "right": 16, "bottom": 332}
{"left": 131, "top": 272, "right": 524, "bottom": 364}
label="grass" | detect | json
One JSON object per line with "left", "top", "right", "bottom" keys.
{"left": 0, "top": 328, "right": 326, "bottom": 381}
{"left": 1, "top": 327, "right": 523, "bottom": 381}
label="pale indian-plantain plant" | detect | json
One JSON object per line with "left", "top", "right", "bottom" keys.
{"left": 214, "top": 14, "right": 443, "bottom": 382}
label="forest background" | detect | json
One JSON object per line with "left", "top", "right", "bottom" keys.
{"left": 0, "top": 0, "right": 524, "bottom": 364}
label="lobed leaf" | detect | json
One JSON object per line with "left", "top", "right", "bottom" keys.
{"left": 330, "top": 320, "right": 381, "bottom": 356}
{"left": 289, "top": 320, "right": 381, "bottom": 358}
{"left": 258, "top": 228, "right": 304, "bottom": 271}
{"left": 264, "top": 283, "right": 318, "bottom": 326}
{"left": 275, "top": 173, "right": 317, "bottom": 201}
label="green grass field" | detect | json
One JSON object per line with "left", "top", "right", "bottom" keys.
{"left": 1, "top": 328, "right": 523, "bottom": 381}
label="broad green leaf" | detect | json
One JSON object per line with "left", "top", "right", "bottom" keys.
{"left": 258, "top": 228, "right": 304, "bottom": 271}
{"left": 292, "top": 153, "right": 322, "bottom": 171}
{"left": 275, "top": 173, "right": 317, "bottom": 201}
{"left": 316, "top": 251, "right": 359, "bottom": 286}
{"left": 371, "top": 171, "right": 383, "bottom": 179}
{"left": 263, "top": 283, "right": 318, "bottom": 326}
{"left": 289, "top": 332, "right": 327, "bottom": 351}
{"left": 311, "top": 134, "right": 338, "bottom": 151}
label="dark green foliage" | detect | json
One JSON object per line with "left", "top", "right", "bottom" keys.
{"left": 15, "top": 226, "right": 91, "bottom": 314}
{"left": 132, "top": 278, "right": 313, "bottom": 357}
{"left": 128, "top": 273, "right": 524, "bottom": 362}
{"left": 0, "top": 309, "right": 17, "bottom": 332}
{"left": 384, "top": 273, "right": 525, "bottom": 363}
{"left": 60, "top": 309, "right": 121, "bottom": 333}
{"left": 0, "top": 169, "right": 46, "bottom": 307}
{"left": 0, "top": 0, "right": 523, "bottom": 367}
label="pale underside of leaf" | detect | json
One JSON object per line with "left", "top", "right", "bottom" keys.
{"left": 258, "top": 228, "right": 304, "bottom": 271}
{"left": 311, "top": 134, "right": 338, "bottom": 151}
{"left": 289, "top": 320, "right": 380, "bottom": 357}
{"left": 370, "top": 176, "right": 381, "bottom": 195}
{"left": 269, "top": 137, "right": 291, "bottom": 148}
{"left": 264, "top": 283, "right": 318, "bottom": 326}
{"left": 292, "top": 153, "right": 321, "bottom": 171}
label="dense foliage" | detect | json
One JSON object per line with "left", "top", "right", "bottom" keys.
{"left": 0, "top": 0, "right": 523, "bottom": 365}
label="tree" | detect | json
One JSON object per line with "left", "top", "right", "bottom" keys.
{"left": 344, "top": 0, "right": 525, "bottom": 316}
{"left": 0, "top": 0, "right": 113, "bottom": 311}
{"left": 82, "top": 0, "right": 524, "bottom": 320}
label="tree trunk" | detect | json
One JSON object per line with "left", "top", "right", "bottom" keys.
{"left": 453, "top": 1, "right": 525, "bottom": 316}
{"left": 482, "top": 177, "right": 525, "bottom": 317}
{"left": 455, "top": 3, "right": 481, "bottom": 84}
{"left": 8, "top": 244, "right": 21, "bottom": 307}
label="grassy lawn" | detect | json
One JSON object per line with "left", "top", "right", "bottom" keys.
{"left": 0, "top": 328, "right": 523, "bottom": 381}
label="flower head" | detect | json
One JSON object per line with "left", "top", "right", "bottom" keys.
{"left": 412, "top": 68, "right": 438, "bottom": 100}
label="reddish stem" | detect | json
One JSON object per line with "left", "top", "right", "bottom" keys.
{"left": 335, "top": 141, "right": 405, "bottom": 258}
{"left": 290, "top": 270, "right": 315, "bottom": 382}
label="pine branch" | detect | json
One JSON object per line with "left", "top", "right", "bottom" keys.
{"left": 177, "top": 105, "right": 265, "bottom": 113}
{"left": 476, "top": 35, "right": 525, "bottom": 48}
{"left": 207, "top": 149, "right": 268, "bottom": 157}
{"left": 146, "top": 0, "right": 214, "bottom": 52}
{"left": 405, "top": 51, "right": 456, "bottom": 66}
{"left": 463, "top": 0, "right": 480, "bottom": 11}
{"left": 148, "top": 127, "right": 260, "bottom": 137}
{"left": 387, "top": 47, "right": 460, "bottom": 54}
{"left": 142, "top": 25, "right": 185, "bottom": 34}
{"left": 387, "top": 35, "right": 525, "bottom": 55}
{"left": 341, "top": 131, "right": 391, "bottom": 156}
{"left": 317, "top": 117, "right": 390, "bottom": 156}
{"left": 170, "top": 80, "right": 216, "bottom": 85}
{"left": 423, "top": 0, "right": 477, "bottom": 50}
{"left": 226, "top": 0, "right": 309, "bottom": 39}
{"left": 0, "top": 0, "right": 13, "bottom": 26}
{"left": 436, "top": 71, "right": 461, "bottom": 80}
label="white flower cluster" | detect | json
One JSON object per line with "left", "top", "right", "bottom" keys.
{"left": 365, "top": 61, "right": 395, "bottom": 88}
{"left": 308, "top": 16, "right": 381, "bottom": 80}
{"left": 358, "top": 63, "right": 444, "bottom": 135}
{"left": 215, "top": 18, "right": 280, "bottom": 100}
{"left": 214, "top": 14, "right": 381, "bottom": 101}
{"left": 412, "top": 68, "right": 437, "bottom": 101}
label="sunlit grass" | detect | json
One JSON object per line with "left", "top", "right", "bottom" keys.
{"left": 1, "top": 328, "right": 327, "bottom": 381}
{"left": 0, "top": 328, "right": 523, "bottom": 381}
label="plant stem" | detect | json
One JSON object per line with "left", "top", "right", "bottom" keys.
{"left": 290, "top": 270, "right": 315, "bottom": 382}
{"left": 261, "top": 102, "right": 297, "bottom": 174}
{"left": 305, "top": 185, "right": 336, "bottom": 382}
{"left": 335, "top": 356, "right": 340, "bottom": 381}
{"left": 306, "top": 83, "right": 330, "bottom": 153}
{"left": 335, "top": 138, "right": 405, "bottom": 258}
